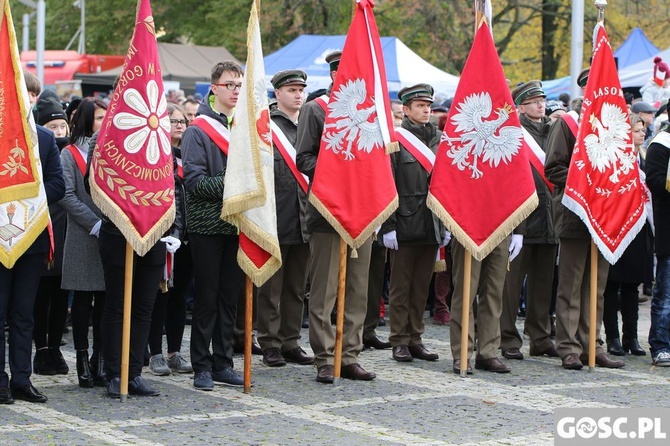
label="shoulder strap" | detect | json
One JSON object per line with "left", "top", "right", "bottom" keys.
{"left": 270, "top": 121, "right": 309, "bottom": 194}
{"left": 561, "top": 111, "right": 579, "bottom": 138}
{"left": 65, "top": 144, "right": 87, "bottom": 176}
{"left": 189, "top": 115, "right": 230, "bottom": 156}
{"left": 521, "top": 128, "right": 553, "bottom": 192}
{"left": 394, "top": 127, "right": 435, "bottom": 173}
{"left": 313, "top": 95, "right": 330, "bottom": 113}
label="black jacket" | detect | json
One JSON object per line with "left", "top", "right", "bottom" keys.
{"left": 645, "top": 132, "right": 670, "bottom": 258}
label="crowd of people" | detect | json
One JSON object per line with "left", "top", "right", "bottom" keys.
{"left": 3, "top": 50, "right": 670, "bottom": 405}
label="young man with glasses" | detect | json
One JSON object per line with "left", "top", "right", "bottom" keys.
{"left": 181, "top": 60, "right": 246, "bottom": 390}
{"left": 499, "top": 81, "right": 559, "bottom": 363}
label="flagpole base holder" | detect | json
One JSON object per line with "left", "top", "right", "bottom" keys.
{"left": 588, "top": 366, "right": 595, "bottom": 373}
{"left": 333, "top": 377, "right": 341, "bottom": 387}
{"left": 120, "top": 394, "right": 128, "bottom": 403}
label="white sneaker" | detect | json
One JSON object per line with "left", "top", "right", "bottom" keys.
{"left": 167, "top": 352, "right": 193, "bottom": 373}
{"left": 149, "top": 354, "right": 171, "bottom": 375}
{"left": 652, "top": 351, "right": 670, "bottom": 367}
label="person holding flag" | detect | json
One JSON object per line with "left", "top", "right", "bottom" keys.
{"left": 0, "top": 0, "right": 65, "bottom": 404}
{"left": 381, "top": 83, "right": 446, "bottom": 363}
{"left": 181, "top": 60, "right": 246, "bottom": 390}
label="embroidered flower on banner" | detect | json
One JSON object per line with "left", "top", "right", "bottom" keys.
{"left": 113, "top": 80, "right": 171, "bottom": 165}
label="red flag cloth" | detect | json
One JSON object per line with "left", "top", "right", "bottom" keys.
{"left": 89, "top": 0, "right": 175, "bottom": 256}
{"left": 0, "top": 0, "right": 49, "bottom": 268}
{"left": 427, "top": 21, "right": 538, "bottom": 261}
{"left": 309, "top": 0, "right": 398, "bottom": 250}
{"left": 220, "top": 0, "right": 281, "bottom": 286}
{"left": 0, "top": 0, "right": 41, "bottom": 202}
{"left": 562, "top": 24, "right": 646, "bottom": 264}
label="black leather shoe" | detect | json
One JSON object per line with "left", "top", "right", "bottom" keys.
{"left": 341, "top": 363, "right": 376, "bottom": 380}
{"left": 282, "top": 347, "right": 314, "bottom": 365}
{"left": 233, "top": 335, "right": 263, "bottom": 355}
{"left": 76, "top": 350, "right": 94, "bottom": 388}
{"left": 452, "top": 359, "right": 473, "bottom": 375}
{"left": 580, "top": 352, "right": 625, "bottom": 368}
{"left": 529, "top": 345, "right": 559, "bottom": 357}
{"left": 262, "top": 348, "right": 286, "bottom": 367}
{"left": 33, "top": 348, "right": 56, "bottom": 375}
{"left": 475, "top": 357, "right": 511, "bottom": 373}
{"left": 606, "top": 339, "right": 625, "bottom": 356}
{"left": 106, "top": 378, "right": 120, "bottom": 398}
{"left": 49, "top": 347, "right": 69, "bottom": 375}
{"left": 316, "top": 365, "right": 334, "bottom": 384}
{"left": 623, "top": 338, "right": 647, "bottom": 356}
{"left": 408, "top": 344, "right": 439, "bottom": 361}
{"left": 0, "top": 386, "right": 14, "bottom": 404}
{"left": 363, "top": 335, "right": 391, "bottom": 350}
{"left": 90, "top": 350, "right": 107, "bottom": 387}
{"left": 392, "top": 345, "right": 413, "bottom": 362}
{"left": 502, "top": 347, "right": 524, "bottom": 360}
{"left": 129, "top": 376, "right": 160, "bottom": 396}
{"left": 11, "top": 384, "right": 47, "bottom": 403}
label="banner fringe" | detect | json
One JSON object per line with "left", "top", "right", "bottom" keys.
{"left": 386, "top": 141, "right": 400, "bottom": 154}
{"left": 0, "top": 209, "right": 48, "bottom": 269}
{"left": 433, "top": 259, "right": 446, "bottom": 272}
{"left": 427, "top": 192, "right": 538, "bottom": 262}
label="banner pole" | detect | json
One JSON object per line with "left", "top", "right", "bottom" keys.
{"left": 333, "top": 237, "right": 347, "bottom": 385}
{"left": 588, "top": 240, "right": 598, "bottom": 370}
{"left": 244, "top": 275, "right": 253, "bottom": 392}
{"left": 460, "top": 249, "right": 472, "bottom": 377}
{"left": 120, "top": 241, "right": 134, "bottom": 402}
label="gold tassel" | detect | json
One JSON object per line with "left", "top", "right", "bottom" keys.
{"left": 386, "top": 141, "right": 400, "bottom": 154}
{"left": 350, "top": 248, "right": 358, "bottom": 259}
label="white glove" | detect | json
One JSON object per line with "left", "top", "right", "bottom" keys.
{"left": 382, "top": 230, "right": 398, "bottom": 250}
{"left": 440, "top": 231, "right": 451, "bottom": 247}
{"left": 160, "top": 236, "right": 181, "bottom": 254}
{"left": 90, "top": 220, "right": 102, "bottom": 238}
{"left": 508, "top": 234, "right": 524, "bottom": 262}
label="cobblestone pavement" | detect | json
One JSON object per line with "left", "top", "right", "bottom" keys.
{"left": 1, "top": 298, "right": 668, "bottom": 445}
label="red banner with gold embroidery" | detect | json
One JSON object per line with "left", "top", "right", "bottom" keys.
{"left": 89, "top": 0, "right": 175, "bottom": 256}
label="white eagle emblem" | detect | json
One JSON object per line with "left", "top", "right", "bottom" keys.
{"left": 583, "top": 103, "right": 635, "bottom": 183}
{"left": 323, "top": 79, "right": 384, "bottom": 160}
{"left": 445, "top": 92, "right": 522, "bottom": 179}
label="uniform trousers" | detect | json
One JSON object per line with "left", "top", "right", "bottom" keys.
{"left": 363, "top": 243, "right": 386, "bottom": 343}
{"left": 308, "top": 232, "right": 372, "bottom": 368}
{"left": 555, "top": 238, "right": 609, "bottom": 358}
{"left": 450, "top": 237, "right": 509, "bottom": 360}
{"left": 388, "top": 244, "right": 439, "bottom": 346}
{"left": 99, "top": 223, "right": 165, "bottom": 380}
{"left": 189, "top": 233, "right": 243, "bottom": 373}
{"left": 257, "top": 243, "right": 309, "bottom": 352}
{"left": 0, "top": 253, "right": 44, "bottom": 388}
{"left": 500, "top": 243, "right": 557, "bottom": 352}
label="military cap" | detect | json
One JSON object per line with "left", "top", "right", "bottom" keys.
{"left": 325, "top": 50, "right": 342, "bottom": 72}
{"left": 271, "top": 69, "right": 308, "bottom": 89}
{"left": 398, "top": 83, "right": 435, "bottom": 105}
{"left": 512, "top": 80, "right": 545, "bottom": 105}
{"left": 577, "top": 68, "right": 590, "bottom": 88}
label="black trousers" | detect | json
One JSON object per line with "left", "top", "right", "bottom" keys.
{"left": 71, "top": 290, "right": 105, "bottom": 351}
{"left": 0, "top": 253, "right": 44, "bottom": 388}
{"left": 33, "top": 275, "right": 69, "bottom": 349}
{"left": 99, "top": 222, "right": 165, "bottom": 380}
{"left": 149, "top": 245, "right": 193, "bottom": 355}
{"left": 603, "top": 280, "right": 640, "bottom": 341}
{"left": 189, "top": 233, "right": 243, "bottom": 373}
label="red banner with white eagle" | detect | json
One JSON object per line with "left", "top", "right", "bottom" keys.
{"left": 309, "top": 0, "right": 398, "bottom": 250}
{"left": 89, "top": 0, "right": 175, "bottom": 256}
{"left": 220, "top": 0, "right": 281, "bottom": 286}
{"left": 0, "top": 0, "right": 49, "bottom": 268}
{"left": 427, "top": 21, "right": 537, "bottom": 261}
{"left": 562, "top": 24, "right": 646, "bottom": 264}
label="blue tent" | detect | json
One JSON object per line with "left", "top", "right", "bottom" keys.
{"left": 614, "top": 27, "right": 659, "bottom": 69}
{"left": 263, "top": 34, "right": 459, "bottom": 99}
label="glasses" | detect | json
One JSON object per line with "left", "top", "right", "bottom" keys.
{"left": 213, "top": 82, "right": 243, "bottom": 91}
{"left": 521, "top": 99, "right": 546, "bottom": 106}
{"left": 170, "top": 119, "right": 187, "bottom": 126}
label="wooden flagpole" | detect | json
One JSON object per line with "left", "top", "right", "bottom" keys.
{"left": 333, "top": 238, "right": 348, "bottom": 385}
{"left": 120, "top": 241, "right": 134, "bottom": 402}
{"left": 244, "top": 276, "right": 253, "bottom": 392}
{"left": 587, "top": 0, "right": 607, "bottom": 371}
{"left": 460, "top": 250, "right": 472, "bottom": 377}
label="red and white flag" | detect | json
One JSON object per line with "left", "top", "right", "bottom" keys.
{"left": 562, "top": 23, "right": 646, "bottom": 264}
{"left": 427, "top": 21, "right": 537, "bottom": 261}
{"left": 221, "top": 0, "right": 281, "bottom": 286}
{"left": 0, "top": 0, "right": 49, "bottom": 268}
{"left": 310, "top": 0, "right": 398, "bottom": 250}
{"left": 89, "top": 0, "right": 175, "bottom": 256}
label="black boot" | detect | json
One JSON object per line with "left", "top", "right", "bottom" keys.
{"left": 606, "top": 338, "right": 625, "bottom": 356}
{"left": 76, "top": 350, "right": 94, "bottom": 388}
{"left": 90, "top": 350, "right": 107, "bottom": 387}
{"left": 49, "top": 347, "right": 69, "bottom": 374}
{"left": 622, "top": 338, "right": 647, "bottom": 356}
{"left": 33, "top": 348, "right": 57, "bottom": 375}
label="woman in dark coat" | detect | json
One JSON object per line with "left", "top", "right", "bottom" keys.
{"left": 603, "top": 114, "right": 653, "bottom": 356}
